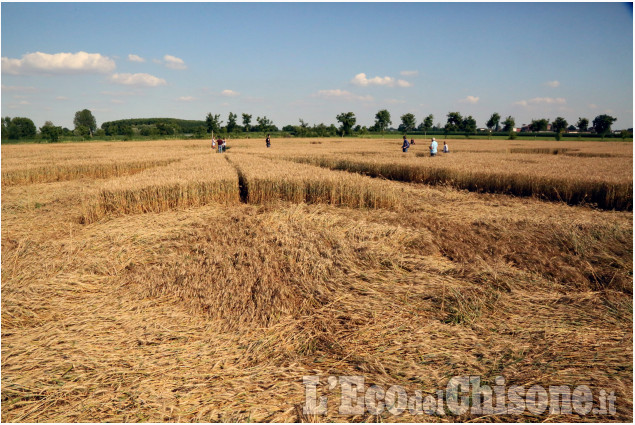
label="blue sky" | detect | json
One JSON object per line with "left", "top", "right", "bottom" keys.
{"left": 2, "top": 2, "right": 633, "bottom": 130}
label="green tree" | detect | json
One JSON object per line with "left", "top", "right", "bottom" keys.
{"left": 445, "top": 112, "right": 463, "bottom": 132}
{"left": 7, "top": 117, "right": 37, "bottom": 139}
{"left": 39, "top": 121, "right": 62, "bottom": 143}
{"left": 336, "top": 112, "right": 356, "bottom": 136}
{"left": 486, "top": 113, "right": 501, "bottom": 132}
{"left": 620, "top": 130, "right": 630, "bottom": 140}
{"left": 242, "top": 113, "right": 252, "bottom": 132}
{"left": 419, "top": 114, "right": 433, "bottom": 138}
{"left": 156, "top": 121, "right": 180, "bottom": 135}
{"left": 552, "top": 117, "right": 568, "bottom": 134}
{"left": 298, "top": 119, "right": 309, "bottom": 137}
{"left": 529, "top": 118, "right": 549, "bottom": 132}
{"left": 1, "top": 117, "right": 10, "bottom": 140}
{"left": 576, "top": 117, "right": 589, "bottom": 132}
{"left": 205, "top": 113, "right": 222, "bottom": 134}
{"left": 374, "top": 109, "right": 392, "bottom": 135}
{"left": 399, "top": 113, "right": 416, "bottom": 134}
{"left": 256, "top": 116, "right": 274, "bottom": 133}
{"left": 73, "top": 109, "right": 97, "bottom": 135}
{"left": 74, "top": 125, "right": 91, "bottom": 138}
{"left": 193, "top": 126, "right": 207, "bottom": 139}
{"left": 462, "top": 115, "right": 477, "bottom": 136}
{"left": 592, "top": 114, "right": 617, "bottom": 137}
{"left": 227, "top": 112, "right": 238, "bottom": 133}
{"left": 313, "top": 123, "right": 328, "bottom": 137}
{"left": 502, "top": 116, "right": 515, "bottom": 132}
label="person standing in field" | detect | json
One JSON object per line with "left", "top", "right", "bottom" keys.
{"left": 443, "top": 141, "right": 449, "bottom": 153}
{"left": 410, "top": 138, "right": 415, "bottom": 145}
{"left": 266, "top": 134, "right": 271, "bottom": 148}
{"left": 402, "top": 135, "right": 410, "bottom": 153}
{"left": 211, "top": 137, "right": 217, "bottom": 151}
{"left": 429, "top": 138, "right": 438, "bottom": 156}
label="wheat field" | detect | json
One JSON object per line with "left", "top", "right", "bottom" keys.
{"left": 1, "top": 137, "right": 632, "bottom": 422}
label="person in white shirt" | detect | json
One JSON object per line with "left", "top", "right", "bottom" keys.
{"left": 443, "top": 141, "right": 449, "bottom": 153}
{"left": 429, "top": 138, "right": 438, "bottom": 156}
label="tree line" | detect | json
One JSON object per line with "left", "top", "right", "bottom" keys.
{"left": 1, "top": 108, "right": 628, "bottom": 143}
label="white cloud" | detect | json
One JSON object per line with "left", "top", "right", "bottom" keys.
{"left": 545, "top": 80, "right": 560, "bottom": 88}
{"left": 163, "top": 54, "right": 187, "bottom": 70}
{"left": 386, "top": 98, "right": 406, "bottom": 104}
{"left": 459, "top": 95, "right": 480, "bottom": 104}
{"left": 109, "top": 73, "right": 167, "bottom": 87}
{"left": 55, "top": 96, "right": 69, "bottom": 101}
{"left": 128, "top": 54, "right": 146, "bottom": 63}
{"left": 110, "top": 99, "right": 125, "bottom": 104}
{"left": 178, "top": 96, "right": 196, "bottom": 101}
{"left": 400, "top": 70, "right": 419, "bottom": 76}
{"left": 221, "top": 89, "right": 239, "bottom": 97}
{"left": 315, "top": 89, "right": 373, "bottom": 102}
{"left": 351, "top": 73, "right": 412, "bottom": 88}
{"left": 514, "top": 97, "right": 566, "bottom": 107}
{"left": 588, "top": 103, "right": 598, "bottom": 109}
{"left": 1, "top": 51, "right": 115, "bottom": 75}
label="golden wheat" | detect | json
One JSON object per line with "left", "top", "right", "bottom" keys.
{"left": 80, "top": 154, "right": 239, "bottom": 223}
{"left": 289, "top": 153, "right": 633, "bottom": 210}
{"left": 1, "top": 137, "right": 633, "bottom": 422}
{"left": 228, "top": 153, "right": 398, "bottom": 209}
{"left": 2, "top": 159, "right": 180, "bottom": 186}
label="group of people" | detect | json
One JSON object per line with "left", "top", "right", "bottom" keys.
{"left": 211, "top": 137, "right": 227, "bottom": 153}
{"left": 212, "top": 134, "right": 450, "bottom": 155}
{"left": 402, "top": 135, "right": 449, "bottom": 156}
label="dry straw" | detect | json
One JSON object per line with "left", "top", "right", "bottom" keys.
{"left": 1, "top": 138, "right": 632, "bottom": 422}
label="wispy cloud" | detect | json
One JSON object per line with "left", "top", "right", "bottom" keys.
{"left": 100, "top": 90, "right": 142, "bottom": 96}
{"left": 128, "top": 54, "right": 146, "bottom": 63}
{"left": 400, "top": 70, "right": 419, "bottom": 76}
{"left": 514, "top": 97, "right": 566, "bottom": 107}
{"left": 459, "top": 95, "right": 480, "bottom": 104}
{"left": 220, "top": 89, "right": 239, "bottom": 97}
{"left": 163, "top": 54, "right": 187, "bottom": 70}
{"left": 1, "top": 51, "right": 115, "bottom": 75}
{"left": 351, "top": 73, "right": 412, "bottom": 88}
{"left": 545, "top": 80, "right": 560, "bottom": 88}
{"left": 109, "top": 73, "right": 167, "bottom": 87}
{"left": 1, "top": 84, "right": 39, "bottom": 92}
{"left": 314, "top": 89, "right": 373, "bottom": 102}
{"left": 178, "top": 96, "right": 196, "bottom": 101}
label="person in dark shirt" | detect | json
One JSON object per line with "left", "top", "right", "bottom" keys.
{"left": 402, "top": 136, "right": 410, "bottom": 153}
